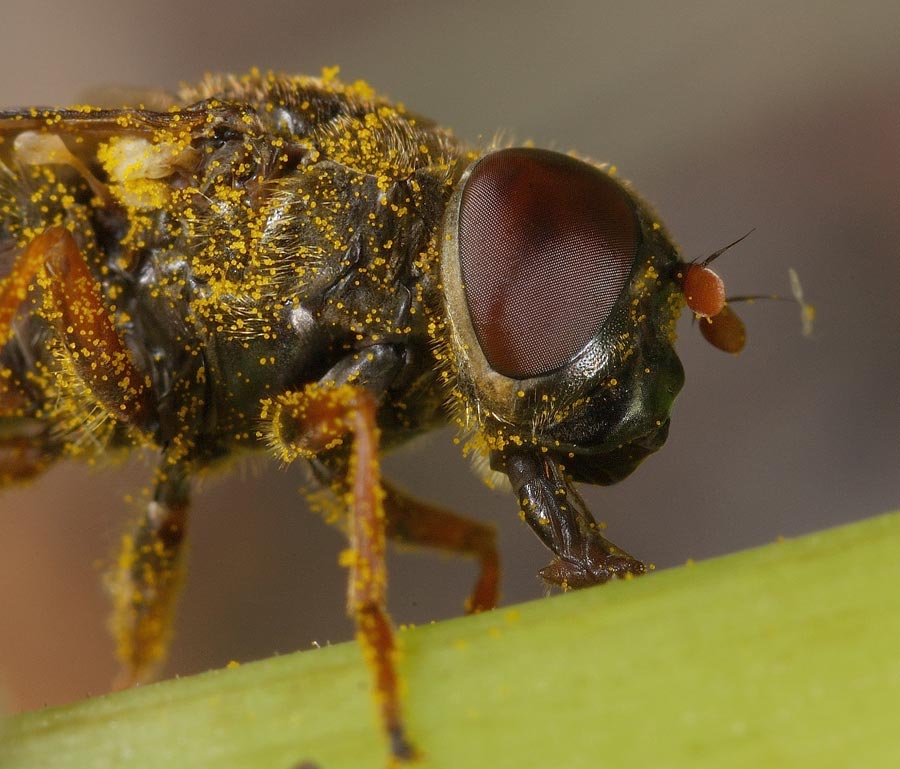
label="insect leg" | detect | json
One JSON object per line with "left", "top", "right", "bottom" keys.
{"left": 382, "top": 480, "right": 500, "bottom": 613}
{"left": 0, "top": 226, "right": 150, "bottom": 427}
{"left": 264, "top": 382, "right": 418, "bottom": 763}
{"left": 0, "top": 226, "right": 152, "bottom": 483}
{"left": 107, "top": 459, "right": 190, "bottom": 687}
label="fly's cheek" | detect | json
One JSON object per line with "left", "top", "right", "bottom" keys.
{"left": 457, "top": 148, "right": 638, "bottom": 379}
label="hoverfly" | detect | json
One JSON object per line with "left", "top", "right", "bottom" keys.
{"left": 0, "top": 68, "right": 760, "bottom": 764}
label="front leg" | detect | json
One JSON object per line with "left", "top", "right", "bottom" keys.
{"left": 499, "top": 449, "right": 645, "bottom": 590}
{"left": 261, "top": 347, "right": 418, "bottom": 764}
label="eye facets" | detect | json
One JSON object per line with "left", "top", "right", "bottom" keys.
{"left": 457, "top": 148, "right": 638, "bottom": 379}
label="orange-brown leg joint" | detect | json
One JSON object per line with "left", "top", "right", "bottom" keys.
{"left": 271, "top": 383, "right": 418, "bottom": 763}
{"left": 383, "top": 481, "right": 500, "bottom": 614}
{"left": 0, "top": 226, "right": 150, "bottom": 425}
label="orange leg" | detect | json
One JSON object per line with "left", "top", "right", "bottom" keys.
{"left": 265, "top": 384, "right": 418, "bottom": 764}
{"left": 0, "top": 226, "right": 152, "bottom": 492}
{"left": 0, "top": 226, "right": 149, "bottom": 425}
{"left": 107, "top": 462, "right": 191, "bottom": 687}
{"left": 0, "top": 227, "right": 186, "bottom": 684}
{"left": 382, "top": 480, "right": 499, "bottom": 614}
{"left": 0, "top": 230, "right": 55, "bottom": 347}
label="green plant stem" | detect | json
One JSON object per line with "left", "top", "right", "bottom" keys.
{"left": 3, "top": 511, "right": 899, "bottom": 769}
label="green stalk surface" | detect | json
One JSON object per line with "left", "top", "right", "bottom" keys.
{"left": 3, "top": 511, "right": 898, "bottom": 769}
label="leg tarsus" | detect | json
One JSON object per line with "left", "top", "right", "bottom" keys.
{"left": 356, "top": 606, "right": 418, "bottom": 763}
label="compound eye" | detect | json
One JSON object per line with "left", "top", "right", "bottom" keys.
{"left": 457, "top": 148, "right": 638, "bottom": 379}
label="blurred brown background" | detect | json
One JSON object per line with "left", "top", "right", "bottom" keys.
{"left": 0, "top": 0, "right": 898, "bottom": 714}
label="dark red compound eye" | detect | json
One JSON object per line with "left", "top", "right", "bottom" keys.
{"left": 457, "top": 148, "right": 639, "bottom": 379}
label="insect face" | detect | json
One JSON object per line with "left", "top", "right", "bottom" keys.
{"left": 441, "top": 148, "right": 688, "bottom": 586}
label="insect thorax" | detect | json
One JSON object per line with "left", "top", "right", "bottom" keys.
{"left": 0, "top": 72, "right": 468, "bottom": 464}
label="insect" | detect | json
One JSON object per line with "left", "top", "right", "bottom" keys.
{"left": 0, "top": 68, "right": 759, "bottom": 763}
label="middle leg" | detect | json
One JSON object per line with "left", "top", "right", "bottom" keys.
{"left": 382, "top": 480, "right": 499, "bottom": 614}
